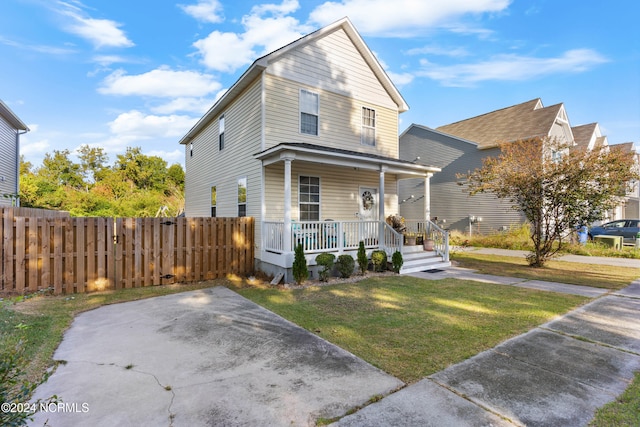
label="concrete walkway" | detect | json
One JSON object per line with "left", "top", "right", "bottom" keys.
{"left": 29, "top": 252, "right": 640, "bottom": 427}
{"left": 30, "top": 287, "right": 402, "bottom": 427}
{"left": 333, "top": 279, "right": 640, "bottom": 427}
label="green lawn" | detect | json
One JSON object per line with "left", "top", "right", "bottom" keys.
{"left": 234, "top": 276, "right": 587, "bottom": 383}
{"left": 451, "top": 252, "right": 640, "bottom": 289}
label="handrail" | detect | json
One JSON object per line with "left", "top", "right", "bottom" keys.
{"left": 383, "top": 222, "right": 403, "bottom": 255}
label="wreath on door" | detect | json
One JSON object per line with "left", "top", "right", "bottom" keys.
{"left": 361, "top": 190, "right": 374, "bottom": 211}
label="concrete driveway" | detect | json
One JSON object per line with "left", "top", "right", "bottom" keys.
{"left": 30, "top": 287, "right": 402, "bottom": 427}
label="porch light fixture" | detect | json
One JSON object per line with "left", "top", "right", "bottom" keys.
{"left": 469, "top": 215, "right": 483, "bottom": 237}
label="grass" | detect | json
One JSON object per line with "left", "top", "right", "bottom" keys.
{"left": 590, "top": 372, "right": 640, "bottom": 427}
{"left": 451, "top": 252, "right": 639, "bottom": 290}
{"left": 449, "top": 223, "right": 640, "bottom": 259}
{"left": 232, "top": 276, "right": 588, "bottom": 383}
{"left": 0, "top": 281, "right": 219, "bottom": 384}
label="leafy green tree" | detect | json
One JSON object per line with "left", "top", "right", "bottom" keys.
{"left": 38, "top": 149, "right": 84, "bottom": 189}
{"left": 115, "top": 147, "right": 168, "bottom": 191}
{"left": 167, "top": 163, "right": 185, "bottom": 191}
{"left": 77, "top": 145, "right": 108, "bottom": 184}
{"left": 464, "top": 137, "right": 640, "bottom": 267}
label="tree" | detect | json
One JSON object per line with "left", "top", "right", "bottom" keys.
{"left": 38, "top": 149, "right": 84, "bottom": 188}
{"left": 292, "top": 244, "right": 308, "bottom": 284}
{"left": 463, "top": 137, "right": 640, "bottom": 267}
{"left": 77, "top": 145, "right": 108, "bottom": 184}
{"left": 114, "top": 147, "right": 168, "bottom": 191}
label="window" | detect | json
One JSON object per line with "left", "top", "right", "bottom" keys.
{"left": 237, "top": 177, "right": 247, "bottom": 217}
{"left": 299, "top": 176, "right": 320, "bottom": 221}
{"left": 361, "top": 107, "right": 376, "bottom": 146}
{"left": 219, "top": 115, "right": 225, "bottom": 150}
{"left": 300, "top": 89, "right": 319, "bottom": 135}
{"left": 189, "top": 142, "right": 193, "bottom": 157}
{"left": 210, "top": 186, "right": 216, "bottom": 217}
{"left": 551, "top": 150, "right": 562, "bottom": 163}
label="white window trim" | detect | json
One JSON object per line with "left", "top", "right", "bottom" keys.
{"left": 298, "top": 175, "right": 321, "bottom": 221}
{"left": 299, "top": 89, "right": 319, "bottom": 137}
{"left": 237, "top": 176, "right": 247, "bottom": 217}
{"left": 219, "top": 114, "right": 225, "bottom": 151}
{"left": 361, "top": 106, "right": 376, "bottom": 146}
{"left": 210, "top": 184, "right": 217, "bottom": 217}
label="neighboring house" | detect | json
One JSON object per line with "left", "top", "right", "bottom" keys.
{"left": 613, "top": 142, "right": 640, "bottom": 219}
{"left": 0, "top": 100, "right": 28, "bottom": 207}
{"left": 180, "top": 18, "right": 447, "bottom": 281}
{"left": 399, "top": 99, "right": 575, "bottom": 234}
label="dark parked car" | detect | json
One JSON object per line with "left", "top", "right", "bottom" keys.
{"left": 589, "top": 219, "right": 640, "bottom": 244}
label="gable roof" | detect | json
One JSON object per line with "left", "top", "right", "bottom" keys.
{"left": 0, "top": 100, "right": 28, "bottom": 131}
{"left": 180, "top": 17, "right": 406, "bottom": 145}
{"left": 435, "top": 98, "right": 568, "bottom": 149}
{"left": 571, "top": 123, "right": 598, "bottom": 150}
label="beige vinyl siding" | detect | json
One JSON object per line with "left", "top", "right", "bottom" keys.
{"left": 184, "top": 76, "right": 263, "bottom": 223}
{"left": 264, "top": 74, "right": 398, "bottom": 157}
{"left": 269, "top": 27, "right": 397, "bottom": 110}
{"left": 264, "top": 162, "right": 398, "bottom": 221}
{"left": 0, "top": 115, "right": 18, "bottom": 206}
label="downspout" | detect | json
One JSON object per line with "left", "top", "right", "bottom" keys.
{"left": 15, "top": 128, "right": 28, "bottom": 207}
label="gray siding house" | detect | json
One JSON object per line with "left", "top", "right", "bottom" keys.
{"left": 399, "top": 99, "right": 576, "bottom": 234}
{"left": 0, "top": 100, "right": 28, "bottom": 207}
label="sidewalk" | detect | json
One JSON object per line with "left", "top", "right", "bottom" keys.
{"left": 458, "top": 246, "right": 640, "bottom": 268}
{"left": 334, "top": 278, "right": 640, "bottom": 426}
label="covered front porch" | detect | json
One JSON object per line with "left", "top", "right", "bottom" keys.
{"left": 254, "top": 143, "right": 448, "bottom": 279}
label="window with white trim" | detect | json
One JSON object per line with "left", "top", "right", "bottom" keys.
{"left": 299, "top": 176, "right": 320, "bottom": 221}
{"left": 300, "top": 89, "right": 319, "bottom": 136}
{"left": 210, "top": 186, "right": 216, "bottom": 217}
{"left": 237, "top": 177, "right": 246, "bottom": 217}
{"left": 361, "top": 107, "right": 376, "bottom": 146}
{"left": 219, "top": 114, "right": 225, "bottom": 150}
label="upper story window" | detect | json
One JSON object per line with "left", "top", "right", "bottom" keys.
{"left": 211, "top": 185, "right": 216, "bottom": 217}
{"left": 361, "top": 107, "right": 376, "bottom": 146}
{"left": 189, "top": 142, "right": 194, "bottom": 157}
{"left": 219, "top": 115, "right": 225, "bottom": 150}
{"left": 238, "top": 177, "right": 247, "bottom": 217}
{"left": 300, "top": 89, "right": 319, "bottom": 136}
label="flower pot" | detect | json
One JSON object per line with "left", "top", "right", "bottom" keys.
{"left": 405, "top": 236, "right": 417, "bottom": 245}
{"left": 423, "top": 239, "right": 435, "bottom": 251}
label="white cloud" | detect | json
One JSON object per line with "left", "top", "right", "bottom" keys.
{"left": 56, "top": 1, "right": 134, "bottom": 49}
{"left": 309, "top": 0, "right": 510, "bottom": 36}
{"left": 20, "top": 139, "right": 51, "bottom": 158}
{"left": 108, "top": 110, "right": 198, "bottom": 140}
{"left": 179, "top": 0, "right": 224, "bottom": 23}
{"left": 0, "top": 36, "right": 77, "bottom": 55}
{"left": 147, "top": 149, "right": 184, "bottom": 165}
{"left": 92, "top": 54, "right": 131, "bottom": 66}
{"left": 151, "top": 97, "right": 218, "bottom": 114}
{"left": 418, "top": 49, "right": 609, "bottom": 87}
{"left": 192, "top": 0, "right": 310, "bottom": 72}
{"left": 98, "top": 66, "right": 222, "bottom": 98}
{"left": 387, "top": 71, "right": 414, "bottom": 87}
{"left": 406, "top": 45, "right": 470, "bottom": 57}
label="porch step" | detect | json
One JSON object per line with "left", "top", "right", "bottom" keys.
{"left": 399, "top": 247, "right": 451, "bottom": 274}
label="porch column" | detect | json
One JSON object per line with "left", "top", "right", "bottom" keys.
{"left": 282, "top": 154, "right": 295, "bottom": 253}
{"left": 424, "top": 173, "right": 432, "bottom": 222}
{"left": 379, "top": 166, "right": 386, "bottom": 248}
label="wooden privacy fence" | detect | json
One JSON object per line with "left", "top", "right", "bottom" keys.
{"left": 0, "top": 211, "right": 254, "bottom": 295}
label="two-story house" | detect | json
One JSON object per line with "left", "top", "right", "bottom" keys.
{"left": 180, "top": 18, "right": 448, "bottom": 281}
{"left": 398, "top": 99, "right": 576, "bottom": 233}
{"left": 0, "top": 99, "right": 29, "bottom": 207}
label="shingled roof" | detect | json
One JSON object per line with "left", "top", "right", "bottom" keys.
{"left": 435, "top": 98, "right": 566, "bottom": 149}
{"left": 571, "top": 123, "right": 598, "bottom": 150}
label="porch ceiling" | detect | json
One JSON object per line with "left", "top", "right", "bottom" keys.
{"left": 254, "top": 143, "right": 440, "bottom": 178}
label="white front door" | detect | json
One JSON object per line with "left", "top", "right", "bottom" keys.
{"left": 358, "top": 187, "right": 378, "bottom": 221}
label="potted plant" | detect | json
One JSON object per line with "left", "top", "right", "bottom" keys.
{"left": 423, "top": 237, "right": 435, "bottom": 251}
{"left": 404, "top": 232, "right": 417, "bottom": 246}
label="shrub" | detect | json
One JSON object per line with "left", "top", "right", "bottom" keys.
{"left": 371, "top": 250, "right": 387, "bottom": 272}
{"left": 357, "top": 241, "right": 368, "bottom": 274}
{"left": 292, "top": 243, "right": 308, "bottom": 284}
{"left": 336, "top": 255, "right": 355, "bottom": 278}
{"left": 391, "top": 251, "right": 403, "bottom": 273}
{"left": 1, "top": 340, "right": 57, "bottom": 427}
{"left": 315, "top": 253, "right": 335, "bottom": 281}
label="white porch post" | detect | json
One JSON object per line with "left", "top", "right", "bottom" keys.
{"left": 424, "top": 173, "right": 432, "bottom": 222}
{"left": 282, "top": 154, "right": 295, "bottom": 253}
{"left": 379, "top": 166, "right": 386, "bottom": 248}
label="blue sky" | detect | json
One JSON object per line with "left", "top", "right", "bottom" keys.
{"left": 1, "top": 0, "right": 638, "bottom": 168}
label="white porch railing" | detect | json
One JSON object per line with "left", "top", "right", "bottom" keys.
{"left": 263, "top": 219, "right": 448, "bottom": 261}
{"left": 264, "top": 220, "right": 385, "bottom": 254}
{"left": 404, "top": 219, "right": 450, "bottom": 262}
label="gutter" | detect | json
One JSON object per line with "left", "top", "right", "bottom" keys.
{"left": 15, "top": 128, "right": 28, "bottom": 206}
